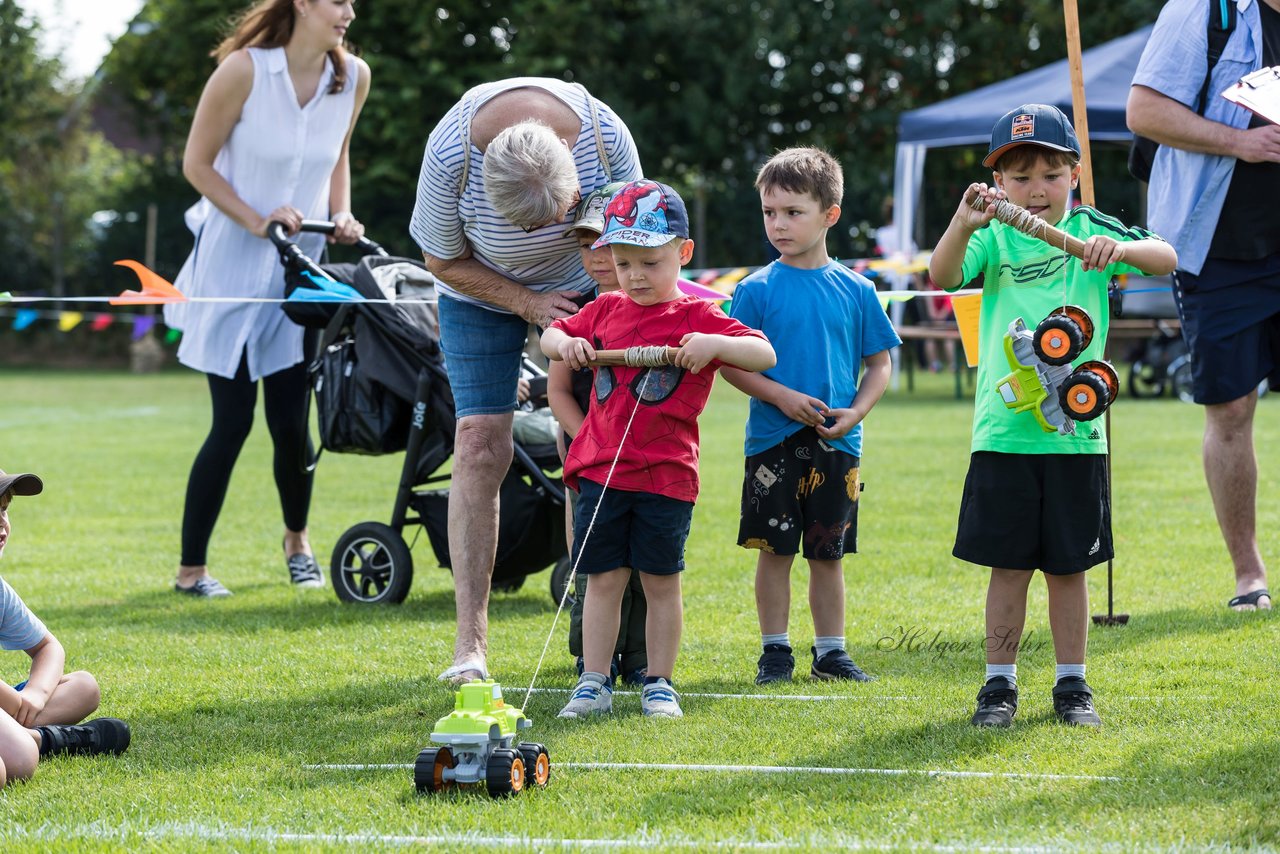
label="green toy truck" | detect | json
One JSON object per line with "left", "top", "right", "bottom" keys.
{"left": 996, "top": 306, "right": 1119, "bottom": 435}
{"left": 415, "top": 680, "right": 550, "bottom": 798}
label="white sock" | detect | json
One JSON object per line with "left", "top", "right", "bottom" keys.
{"left": 986, "top": 664, "right": 1017, "bottom": 687}
{"left": 814, "top": 636, "right": 845, "bottom": 659}
{"left": 762, "top": 632, "right": 790, "bottom": 650}
{"left": 1055, "top": 664, "right": 1086, "bottom": 685}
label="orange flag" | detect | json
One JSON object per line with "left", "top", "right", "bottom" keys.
{"left": 110, "top": 260, "right": 187, "bottom": 305}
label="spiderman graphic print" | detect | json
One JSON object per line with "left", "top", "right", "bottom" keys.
{"left": 551, "top": 290, "right": 766, "bottom": 502}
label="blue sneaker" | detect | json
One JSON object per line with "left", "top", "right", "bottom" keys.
{"left": 640, "top": 678, "right": 682, "bottom": 718}
{"left": 558, "top": 673, "right": 613, "bottom": 719}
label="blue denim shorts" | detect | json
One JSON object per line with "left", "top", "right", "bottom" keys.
{"left": 572, "top": 478, "right": 694, "bottom": 575}
{"left": 437, "top": 295, "right": 529, "bottom": 418}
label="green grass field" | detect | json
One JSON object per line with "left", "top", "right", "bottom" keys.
{"left": 0, "top": 366, "right": 1276, "bottom": 851}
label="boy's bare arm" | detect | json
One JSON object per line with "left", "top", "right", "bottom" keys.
{"left": 930, "top": 184, "right": 1001, "bottom": 289}
{"left": 16, "top": 634, "right": 65, "bottom": 726}
{"left": 1113, "top": 237, "right": 1178, "bottom": 277}
{"left": 540, "top": 327, "right": 596, "bottom": 370}
{"left": 816, "top": 349, "right": 894, "bottom": 440}
{"left": 547, "top": 360, "right": 586, "bottom": 439}
{"left": 720, "top": 367, "right": 827, "bottom": 427}
{"left": 676, "top": 333, "right": 775, "bottom": 374}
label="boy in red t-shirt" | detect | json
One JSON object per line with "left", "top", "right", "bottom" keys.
{"left": 541, "top": 180, "right": 775, "bottom": 719}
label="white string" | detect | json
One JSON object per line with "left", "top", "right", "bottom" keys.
{"left": 522, "top": 369, "right": 654, "bottom": 709}
{"left": 1062, "top": 224, "right": 1070, "bottom": 308}
{"left": 1, "top": 295, "right": 440, "bottom": 305}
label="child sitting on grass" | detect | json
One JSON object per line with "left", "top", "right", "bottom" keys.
{"left": 929, "top": 104, "right": 1177, "bottom": 728}
{"left": 541, "top": 180, "right": 776, "bottom": 719}
{"left": 548, "top": 182, "right": 649, "bottom": 688}
{"left": 0, "top": 469, "right": 130, "bottom": 787}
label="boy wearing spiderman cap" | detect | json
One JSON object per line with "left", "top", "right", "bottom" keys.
{"left": 541, "top": 179, "right": 776, "bottom": 719}
{"left": 0, "top": 469, "right": 130, "bottom": 787}
{"left": 550, "top": 181, "right": 649, "bottom": 688}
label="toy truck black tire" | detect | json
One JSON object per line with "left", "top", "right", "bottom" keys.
{"left": 486, "top": 748, "right": 526, "bottom": 798}
{"left": 415, "top": 746, "right": 455, "bottom": 793}
{"left": 518, "top": 742, "right": 551, "bottom": 788}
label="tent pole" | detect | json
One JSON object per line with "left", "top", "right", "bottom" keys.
{"left": 1065, "top": 0, "right": 1129, "bottom": 628}
{"left": 1064, "top": 0, "right": 1096, "bottom": 207}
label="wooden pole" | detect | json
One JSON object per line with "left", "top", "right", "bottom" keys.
{"left": 1064, "top": 0, "right": 1128, "bottom": 626}
{"left": 1063, "top": 0, "right": 1096, "bottom": 206}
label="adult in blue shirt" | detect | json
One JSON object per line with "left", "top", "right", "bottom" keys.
{"left": 1128, "top": 0, "right": 1280, "bottom": 611}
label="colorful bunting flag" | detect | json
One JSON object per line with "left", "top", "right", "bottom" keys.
{"left": 91, "top": 313, "right": 113, "bottom": 331}
{"left": 13, "top": 309, "right": 38, "bottom": 331}
{"left": 131, "top": 315, "right": 157, "bottom": 340}
{"left": 58, "top": 311, "right": 84, "bottom": 332}
{"left": 164, "top": 327, "right": 182, "bottom": 344}
{"left": 111, "top": 260, "right": 187, "bottom": 305}
{"left": 875, "top": 292, "right": 917, "bottom": 308}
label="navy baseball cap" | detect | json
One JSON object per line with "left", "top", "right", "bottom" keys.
{"left": 983, "top": 104, "right": 1081, "bottom": 168}
{"left": 0, "top": 470, "right": 42, "bottom": 498}
{"left": 592, "top": 180, "right": 690, "bottom": 249}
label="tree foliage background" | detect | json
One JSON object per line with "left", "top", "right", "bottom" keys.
{"left": 8, "top": 0, "right": 1166, "bottom": 291}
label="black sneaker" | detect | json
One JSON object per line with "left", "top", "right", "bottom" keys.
{"left": 38, "top": 718, "right": 131, "bottom": 757}
{"left": 1052, "top": 676, "right": 1101, "bottom": 727}
{"left": 620, "top": 664, "right": 647, "bottom": 688}
{"left": 755, "top": 644, "right": 795, "bottom": 685}
{"left": 971, "top": 676, "right": 1018, "bottom": 727}
{"left": 810, "top": 647, "right": 875, "bottom": 682}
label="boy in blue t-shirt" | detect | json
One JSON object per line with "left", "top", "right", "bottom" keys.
{"left": 0, "top": 469, "right": 130, "bottom": 787}
{"left": 724, "top": 147, "right": 901, "bottom": 685}
{"left": 929, "top": 104, "right": 1177, "bottom": 728}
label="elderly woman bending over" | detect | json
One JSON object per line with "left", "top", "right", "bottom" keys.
{"left": 409, "top": 77, "right": 642, "bottom": 683}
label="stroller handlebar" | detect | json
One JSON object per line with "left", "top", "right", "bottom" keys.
{"left": 267, "top": 220, "right": 388, "bottom": 257}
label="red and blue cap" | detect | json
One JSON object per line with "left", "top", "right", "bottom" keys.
{"left": 983, "top": 104, "right": 1081, "bottom": 168}
{"left": 592, "top": 180, "right": 690, "bottom": 249}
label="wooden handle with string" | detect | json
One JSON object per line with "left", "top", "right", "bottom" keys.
{"left": 586, "top": 346, "right": 681, "bottom": 367}
{"left": 971, "top": 193, "right": 1088, "bottom": 260}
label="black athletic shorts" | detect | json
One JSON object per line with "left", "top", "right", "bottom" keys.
{"left": 737, "top": 427, "right": 860, "bottom": 560}
{"left": 1173, "top": 253, "right": 1280, "bottom": 405}
{"left": 572, "top": 478, "right": 693, "bottom": 575}
{"left": 953, "top": 451, "right": 1111, "bottom": 575}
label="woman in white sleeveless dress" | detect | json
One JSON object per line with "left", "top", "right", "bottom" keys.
{"left": 167, "top": 0, "right": 370, "bottom": 597}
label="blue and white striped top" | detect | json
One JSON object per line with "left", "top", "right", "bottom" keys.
{"left": 409, "top": 77, "right": 642, "bottom": 312}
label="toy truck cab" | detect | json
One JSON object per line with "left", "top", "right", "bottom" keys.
{"left": 996, "top": 307, "right": 1119, "bottom": 435}
{"left": 415, "top": 680, "right": 550, "bottom": 797}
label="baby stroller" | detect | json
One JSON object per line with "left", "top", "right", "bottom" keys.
{"left": 1112, "top": 276, "right": 1193, "bottom": 402}
{"left": 270, "top": 221, "right": 569, "bottom": 605}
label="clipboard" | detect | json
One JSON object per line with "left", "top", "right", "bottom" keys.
{"left": 1221, "top": 65, "right": 1280, "bottom": 125}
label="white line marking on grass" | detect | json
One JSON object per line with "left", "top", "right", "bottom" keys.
{"left": 305, "top": 761, "right": 1122, "bottom": 782}
{"left": 526, "top": 687, "right": 919, "bottom": 701}
{"left": 0, "top": 822, "right": 1140, "bottom": 852}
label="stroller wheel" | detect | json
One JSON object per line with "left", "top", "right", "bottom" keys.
{"left": 1127, "top": 359, "right": 1167, "bottom": 399}
{"left": 549, "top": 554, "right": 575, "bottom": 608}
{"left": 1169, "top": 355, "right": 1196, "bottom": 403}
{"left": 331, "top": 522, "right": 414, "bottom": 604}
